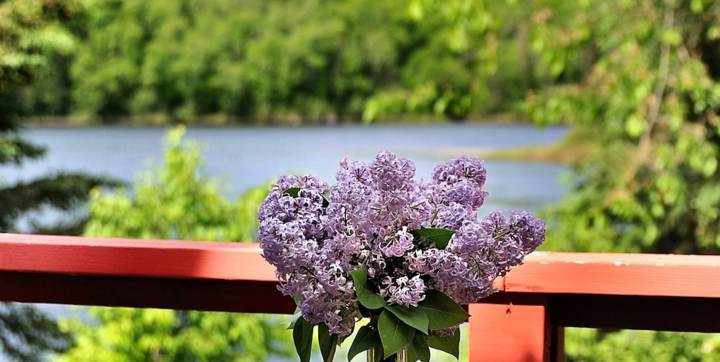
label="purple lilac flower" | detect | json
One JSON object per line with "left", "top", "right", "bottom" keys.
{"left": 257, "top": 153, "right": 545, "bottom": 336}
{"left": 431, "top": 156, "right": 488, "bottom": 209}
{"left": 381, "top": 227, "right": 415, "bottom": 257}
{"left": 370, "top": 151, "right": 416, "bottom": 191}
{"left": 510, "top": 210, "right": 546, "bottom": 253}
{"left": 408, "top": 248, "right": 494, "bottom": 304}
{"left": 433, "top": 201, "right": 477, "bottom": 230}
{"left": 381, "top": 275, "right": 426, "bottom": 307}
{"left": 432, "top": 156, "right": 487, "bottom": 187}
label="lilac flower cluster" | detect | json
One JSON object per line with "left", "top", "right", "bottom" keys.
{"left": 258, "top": 152, "right": 544, "bottom": 336}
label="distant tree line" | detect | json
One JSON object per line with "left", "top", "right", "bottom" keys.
{"left": 8, "top": 0, "right": 565, "bottom": 124}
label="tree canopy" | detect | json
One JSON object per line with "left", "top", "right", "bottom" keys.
{"left": 528, "top": 0, "right": 720, "bottom": 254}
{"left": 0, "top": 1, "right": 112, "bottom": 360}
{"left": 9, "top": 0, "right": 548, "bottom": 123}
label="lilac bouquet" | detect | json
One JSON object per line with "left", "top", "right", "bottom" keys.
{"left": 259, "top": 152, "right": 544, "bottom": 362}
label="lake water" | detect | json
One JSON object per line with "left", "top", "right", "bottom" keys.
{"left": 2, "top": 123, "right": 569, "bottom": 361}
{"left": 4, "top": 124, "right": 569, "bottom": 215}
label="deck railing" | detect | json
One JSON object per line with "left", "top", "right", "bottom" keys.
{"left": 1, "top": 233, "right": 719, "bottom": 362}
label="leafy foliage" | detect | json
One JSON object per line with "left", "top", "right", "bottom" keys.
{"left": 410, "top": 228, "right": 454, "bottom": 249}
{"left": 61, "top": 0, "right": 412, "bottom": 123}
{"left": 0, "top": 173, "right": 115, "bottom": 232}
{"left": 427, "top": 329, "right": 460, "bottom": 359}
{"left": 377, "top": 310, "right": 416, "bottom": 358}
{"left": 564, "top": 328, "right": 720, "bottom": 362}
{"left": 418, "top": 290, "right": 467, "bottom": 330}
{"left": 348, "top": 326, "right": 380, "bottom": 361}
{"left": 528, "top": 0, "right": 720, "bottom": 255}
{"left": 0, "top": 0, "right": 112, "bottom": 235}
{"left": 405, "top": 0, "right": 720, "bottom": 360}
{"left": 0, "top": 1, "right": 113, "bottom": 361}
{"left": 519, "top": 0, "right": 720, "bottom": 359}
{"left": 0, "top": 304, "right": 70, "bottom": 362}
{"left": 10, "top": 0, "right": 545, "bottom": 123}
{"left": 59, "top": 127, "right": 291, "bottom": 361}
{"left": 318, "top": 323, "right": 338, "bottom": 362}
{"left": 83, "top": 127, "right": 264, "bottom": 241}
{"left": 384, "top": 305, "right": 429, "bottom": 335}
{"left": 350, "top": 266, "right": 386, "bottom": 310}
{"left": 292, "top": 317, "right": 313, "bottom": 362}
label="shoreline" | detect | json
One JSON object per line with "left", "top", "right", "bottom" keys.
{"left": 17, "top": 118, "right": 579, "bottom": 165}
{"left": 19, "top": 113, "right": 538, "bottom": 128}
{"left": 479, "top": 130, "right": 594, "bottom": 165}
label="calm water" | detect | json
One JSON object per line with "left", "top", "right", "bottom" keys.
{"left": 2, "top": 123, "right": 568, "bottom": 361}
{"left": 4, "top": 124, "right": 568, "bottom": 214}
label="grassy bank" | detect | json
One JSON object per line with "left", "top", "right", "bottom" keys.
{"left": 480, "top": 130, "right": 595, "bottom": 165}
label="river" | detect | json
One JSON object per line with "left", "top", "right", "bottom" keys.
{"left": 4, "top": 123, "right": 568, "bottom": 214}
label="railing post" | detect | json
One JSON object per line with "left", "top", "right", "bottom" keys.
{"left": 468, "top": 301, "right": 564, "bottom": 362}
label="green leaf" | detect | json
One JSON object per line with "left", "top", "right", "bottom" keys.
{"left": 410, "top": 228, "right": 454, "bottom": 249}
{"left": 378, "top": 310, "right": 416, "bottom": 358}
{"left": 427, "top": 329, "right": 460, "bottom": 359}
{"left": 407, "top": 334, "right": 431, "bottom": 362}
{"left": 318, "top": 323, "right": 338, "bottom": 362}
{"left": 285, "top": 187, "right": 301, "bottom": 197}
{"left": 418, "top": 290, "right": 467, "bottom": 330}
{"left": 288, "top": 312, "right": 302, "bottom": 329}
{"left": 292, "top": 316, "right": 313, "bottom": 362}
{"left": 351, "top": 266, "right": 385, "bottom": 309}
{"left": 348, "top": 326, "right": 381, "bottom": 361}
{"left": 286, "top": 187, "right": 329, "bottom": 207}
{"left": 385, "top": 305, "right": 429, "bottom": 334}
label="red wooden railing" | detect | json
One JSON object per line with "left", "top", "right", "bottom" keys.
{"left": 1, "top": 233, "right": 719, "bottom": 362}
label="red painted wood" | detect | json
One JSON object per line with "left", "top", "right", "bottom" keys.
{"left": 3, "top": 235, "right": 720, "bottom": 299}
{"left": 0, "top": 233, "right": 275, "bottom": 281}
{"left": 469, "top": 303, "right": 558, "bottom": 362}
{"left": 498, "top": 251, "right": 720, "bottom": 298}
{"left": 477, "top": 294, "right": 720, "bottom": 332}
{"left": 548, "top": 295, "right": 720, "bottom": 332}
{"left": 3, "top": 233, "right": 720, "bottom": 359}
{"left": 0, "top": 272, "right": 294, "bottom": 314}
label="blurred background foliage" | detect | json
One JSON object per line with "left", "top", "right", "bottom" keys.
{"left": 0, "top": 1, "right": 112, "bottom": 360}
{"left": 1, "top": 0, "right": 719, "bottom": 360}
{"left": 63, "top": 128, "right": 291, "bottom": 361}
{"left": 5, "top": 0, "right": 559, "bottom": 124}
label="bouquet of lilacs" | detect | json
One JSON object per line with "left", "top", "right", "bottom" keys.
{"left": 259, "top": 152, "right": 544, "bottom": 362}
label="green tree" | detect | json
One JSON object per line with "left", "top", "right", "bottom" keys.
{"left": 522, "top": 0, "right": 720, "bottom": 360}
{"left": 564, "top": 329, "right": 720, "bottom": 362}
{"left": 1, "top": 0, "right": 114, "bottom": 234}
{"left": 0, "top": 1, "right": 114, "bottom": 360}
{"left": 399, "top": 0, "right": 720, "bottom": 360}
{"left": 59, "top": 127, "right": 291, "bottom": 361}
{"left": 528, "top": 0, "right": 720, "bottom": 254}
{"left": 10, "top": 0, "right": 554, "bottom": 124}
{"left": 67, "top": 0, "right": 412, "bottom": 123}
